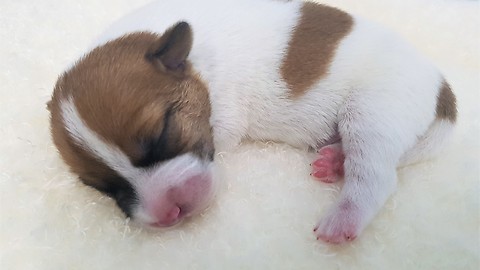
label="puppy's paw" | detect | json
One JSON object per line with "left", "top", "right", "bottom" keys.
{"left": 311, "top": 144, "right": 344, "bottom": 183}
{"left": 314, "top": 201, "right": 361, "bottom": 244}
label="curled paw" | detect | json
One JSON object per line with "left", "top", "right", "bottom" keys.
{"left": 310, "top": 144, "right": 344, "bottom": 183}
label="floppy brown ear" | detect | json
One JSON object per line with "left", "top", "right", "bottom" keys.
{"left": 147, "top": 21, "right": 193, "bottom": 73}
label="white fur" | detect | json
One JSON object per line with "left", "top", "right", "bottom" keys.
{"left": 400, "top": 119, "right": 456, "bottom": 166}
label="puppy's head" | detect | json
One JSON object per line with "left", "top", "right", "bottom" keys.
{"left": 49, "top": 22, "right": 215, "bottom": 227}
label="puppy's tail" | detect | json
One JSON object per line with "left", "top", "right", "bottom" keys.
{"left": 399, "top": 81, "right": 457, "bottom": 167}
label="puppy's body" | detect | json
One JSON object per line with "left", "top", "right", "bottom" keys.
{"left": 49, "top": 0, "right": 456, "bottom": 244}
{"left": 96, "top": 0, "right": 446, "bottom": 151}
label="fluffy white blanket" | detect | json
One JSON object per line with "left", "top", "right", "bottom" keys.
{"left": 0, "top": 0, "right": 478, "bottom": 269}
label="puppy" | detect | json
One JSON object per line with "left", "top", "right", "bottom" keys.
{"left": 48, "top": 0, "right": 457, "bottom": 244}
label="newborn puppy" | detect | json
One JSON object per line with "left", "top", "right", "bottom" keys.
{"left": 48, "top": 0, "right": 457, "bottom": 244}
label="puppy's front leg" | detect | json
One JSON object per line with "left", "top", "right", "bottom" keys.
{"left": 313, "top": 94, "right": 408, "bottom": 244}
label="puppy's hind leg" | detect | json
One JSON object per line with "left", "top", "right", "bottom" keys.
{"left": 314, "top": 92, "right": 417, "bottom": 244}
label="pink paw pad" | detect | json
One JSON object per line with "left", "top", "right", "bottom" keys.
{"left": 310, "top": 144, "right": 345, "bottom": 183}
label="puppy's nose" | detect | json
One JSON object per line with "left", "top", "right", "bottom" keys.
{"left": 150, "top": 206, "right": 182, "bottom": 227}
{"left": 164, "top": 206, "right": 181, "bottom": 224}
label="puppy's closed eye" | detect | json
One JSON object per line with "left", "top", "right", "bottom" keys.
{"left": 135, "top": 106, "right": 179, "bottom": 168}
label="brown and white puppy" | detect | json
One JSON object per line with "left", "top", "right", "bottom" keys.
{"left": 50, "top": 26, "right": 215, "bottom": 227}
{"left": 49, "top": 0, "right": 456, "bottom": 243}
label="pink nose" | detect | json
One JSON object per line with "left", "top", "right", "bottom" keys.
{"left": 150, "top": 206, "right": 182, "bottom": 227}
{"left": 164, "top": 206, "right": 181, "bottom": 223}
{"left": 145, "top": 173, "right": 212, "bottom": 227}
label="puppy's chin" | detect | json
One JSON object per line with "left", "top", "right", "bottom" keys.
{"left": 129, "top": 153, "right": 215, "bottom": 228}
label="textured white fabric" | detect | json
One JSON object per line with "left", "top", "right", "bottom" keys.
{"left": 0, "top": 0, "right": 478, "bottom": 269}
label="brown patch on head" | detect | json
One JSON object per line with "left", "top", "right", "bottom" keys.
{"left": 281, "top": 2, "right": 353, "bottom": 97}
{"left": 50, "top": 98, "right": 118, "bottom": 190}
{"left": 49, "top": 22, "right": 214, "bottom": 192}
{"left": 50, "top": 99, "right": 138, "bottom": 215}
{"left": 436, "top": 80, "right": 457, "bottom": 122}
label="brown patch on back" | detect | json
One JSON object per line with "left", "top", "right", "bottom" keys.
{"left": 281, "top": 2, "right": 353, "bottom": 97}
{"left": 49, "top": 24, "right": 214, "bottom": 189}
{"left": 436, "top": 80, "right": 457, "bottom": 122}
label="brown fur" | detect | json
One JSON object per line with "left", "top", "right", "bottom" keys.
{"left": 436, "top": 80, "right": 457, "bottom": 122}
{"left": 281, "top": 2, "right": 353, "bottom": 97}
{"left": 49, "top": 28, "right": 213, "bottom": 188}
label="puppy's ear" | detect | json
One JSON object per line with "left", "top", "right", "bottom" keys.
{"left": 46, "top": 100, "right": 52, "bottom": 111}
{"left": 147, "top": 22, "right": 193, "bottom": 74}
